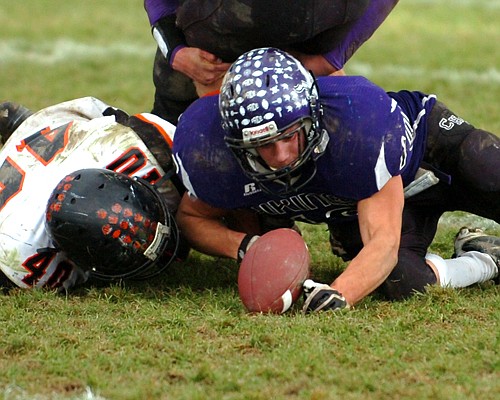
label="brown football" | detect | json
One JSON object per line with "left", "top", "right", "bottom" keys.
{"left": 238, "top": 228, "right": 310, "bottom": 314}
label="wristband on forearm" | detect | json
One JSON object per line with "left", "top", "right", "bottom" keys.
{"left": 152, "top": 14, "right": 187, "bottom": 66}
{"left": 237, "top": 234, "right": 260, "bottom": 263}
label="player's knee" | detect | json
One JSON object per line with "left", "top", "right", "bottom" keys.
{"left": 459, "top": 130, "right": 500, "bottom": 191}
{"left": 377, "top": 249, "right": 438, "bottom": 300}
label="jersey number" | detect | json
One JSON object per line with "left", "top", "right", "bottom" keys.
{"left": 0, "top": 126, "right": 158, "bottom": 210}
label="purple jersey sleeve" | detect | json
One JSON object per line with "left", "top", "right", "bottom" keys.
{"left": 144, "top": 0, "right": 178, "bottom": 25}
{"left": 173, "top": 96, "right": 255, "bottom": 209}
{"left": 387, "top": 89, "right": 437, "bottom": 185}
{"left": 323, "top": 0, "right": 399, "bottom": 69}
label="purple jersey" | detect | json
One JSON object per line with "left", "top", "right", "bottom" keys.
{"left": 173, "top": 76, "right": 436, "bottom": 223}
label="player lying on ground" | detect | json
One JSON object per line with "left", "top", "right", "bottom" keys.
{"left": 0, "top": 97, "right": 186, "bottom": 291}
{"left": 173, "top": 48, "right": 500, "bottom": 313}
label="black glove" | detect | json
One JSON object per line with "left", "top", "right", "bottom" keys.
{"left": 237, "top": 234, "right": 260, "bottom": 263}
{"left": 302, "top": 279, "right": 348, "bottom": 314}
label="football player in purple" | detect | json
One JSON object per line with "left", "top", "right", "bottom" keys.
{"left": 173, "top": 48, "right": 499, "bottom": 313}
{"left": 144, "top": 0, "right": 399, "bottom": 123}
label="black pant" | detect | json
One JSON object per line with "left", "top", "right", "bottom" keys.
{"left": 328, "top": 101, "right": 500, "bottom": 300}
{"left": 151, "top": 48, "right": 198, "bottom": 125}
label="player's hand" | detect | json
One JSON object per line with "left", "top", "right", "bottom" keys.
{"left": 302, "top": 279, "right": 348, "bottom": 313}
{"left": 57, "top": 266, "right": 90, "bottom": 294}
{"left": 172, "top": 47, "right": 231, "bottom": 85}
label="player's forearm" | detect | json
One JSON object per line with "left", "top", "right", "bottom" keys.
{"left": 333, "top": 176, "right": 403, "bottom": 305}
{"left": 332, "top": 236, "right": 399, "bottom": 305}
{"left": 176, "top": 211, "right": 244, "bottom": 260}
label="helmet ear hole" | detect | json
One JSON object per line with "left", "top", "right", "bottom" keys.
{"left": 70, "top": 198, "right": 76, "bottom": 205}
{"left": 98, "top": 183, "right": 105, "bottom": 189}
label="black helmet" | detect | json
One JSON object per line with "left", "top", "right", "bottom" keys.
{"left": 45, "top": 168, "right": 179, "bottom": 280}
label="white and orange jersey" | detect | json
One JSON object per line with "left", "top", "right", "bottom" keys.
{"left": 0, "top": 96, "right": 178, "bottom": 289}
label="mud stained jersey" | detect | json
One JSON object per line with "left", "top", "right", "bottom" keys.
{"left": 0, "top": 97, "right": 175, "bottom": 289}
{"left": 174, "top": 76, "right": 436, "bottom": 223}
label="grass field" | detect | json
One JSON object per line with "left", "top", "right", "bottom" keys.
{"left": 0, "top": 1, "right": 499, "bottom": 399}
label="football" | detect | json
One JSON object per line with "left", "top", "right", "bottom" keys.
{"left": 238, "top": 228, "right": 311, "bottom": 314}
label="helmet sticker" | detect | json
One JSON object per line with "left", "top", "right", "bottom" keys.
{"left": 242, "top": 121, "right": 278, "bottom": 143}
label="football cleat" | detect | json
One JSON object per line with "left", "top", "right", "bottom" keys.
{"left": 0, "top": 101, "right": 33, "bottom": 143}
{"left": 454, "top": 227, "right": 500, "bottom": 283}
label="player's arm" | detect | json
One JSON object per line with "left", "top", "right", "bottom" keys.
{"left": 176, "top": 192, "right": 255, "bottom": 260}
{"left": 145, "top": 0, "right": 230, "bottom": 88}
{"left": 290, "top": 0, "right": 398, "bottom": 76}
{"left": 331, "top": 175, "right": 404, "bottom": 305}
{"left": 291, "top": 53, "right": 346, "bottom": 77}
{"left": 323, "top": 0, "right": 399, "bottom": 70}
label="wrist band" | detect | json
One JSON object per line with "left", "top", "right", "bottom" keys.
{"left": 237, "top": 234, "right": 258, "bottom": 263}
{"left": 152, "top": 15, "right": 186, "bottom": 66}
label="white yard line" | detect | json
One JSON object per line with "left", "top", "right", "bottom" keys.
{"left": 347, "top": 63, "right": 500, "bottom": 85}
{"left": 407, "top": 0, "right": 500, "bottom": 8}
{"left": 1, "top": 39, "right": 499, "bottom": 85}
{"left": 0, "top": 39, "right": 153, "bottom": 64}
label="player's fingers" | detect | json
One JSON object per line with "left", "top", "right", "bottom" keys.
{"left": 199, "top": 49, "right": 222, "bottom": 63}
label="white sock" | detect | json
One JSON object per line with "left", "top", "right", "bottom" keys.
{"left": 426, "top": 252, "right": 498, "bottom": 288}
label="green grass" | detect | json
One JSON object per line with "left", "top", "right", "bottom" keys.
{"left": 1, "top": 1, "right": 499, "bottom": 399}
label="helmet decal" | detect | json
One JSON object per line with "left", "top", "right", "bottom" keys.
{"left": 221, "top": 48, "right": 314, "bottom": 134}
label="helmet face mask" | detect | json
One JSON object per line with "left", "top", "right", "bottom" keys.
{"left": 220, "top": 47, "right": 328, "bottom": 195}
{"left": 228, "top": 118, "right": 313, "bottom": 187}
{"left": 45, "top": 169, "right": 179, "bottom": 280}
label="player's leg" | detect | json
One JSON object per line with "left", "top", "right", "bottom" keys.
{"left": 449, "top": 226, "right": 499, "bottom": 284}
{"left": 0, "top": 101, "right": 33, "bottom": 143}
{"left": 376, "top": 205, "right": 441, "bottom": 300}
{"left": 151, "top": 48, "right": 198, "bottom": 124}
{"left": 424, "top": 100, "right": 500, "bottom": 222}
{"left": 382, "top": 192, "right": 498, "bottom": 299}
{"left": 328, "top": 220, "right": 363, "bottom": 262}
{"left": 426, "top": 235, "right": 498, "bottom": 289}
{"left": 328, "top": 212, "right": 439, "bottom": 300}
{"left": 395, "top": 101, "right": 500, "bottom": 291}
{"left": 328, "top": 200, "right": 497, "bottom": 300}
